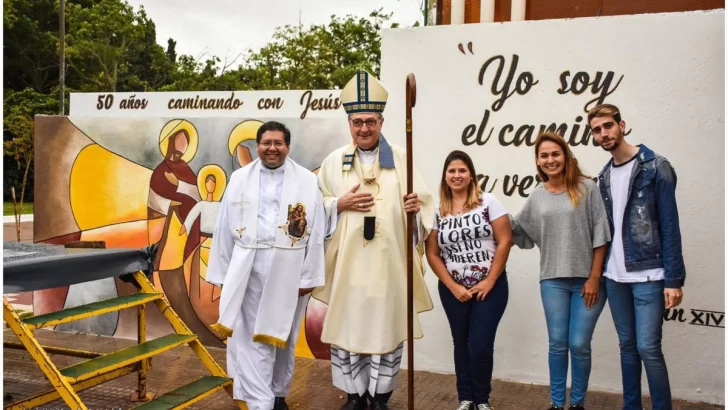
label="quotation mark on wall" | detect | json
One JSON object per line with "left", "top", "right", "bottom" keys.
{"left": 458, "top": 42, "right": 474, "bottom": 55}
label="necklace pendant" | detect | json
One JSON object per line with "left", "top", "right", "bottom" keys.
{"left": 364, "top": 177, "right": 376, "bottom": 185}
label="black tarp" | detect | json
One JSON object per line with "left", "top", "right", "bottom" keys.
{"left": 3, "top": 242, "right": 157, "bottom": 294}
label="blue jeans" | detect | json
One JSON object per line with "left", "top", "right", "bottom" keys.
{"left": 540, "top": 278, "right": 606, "bottom": 407}
{"left": 439, "top": 274, "right": 508, "bottom": 405}
{"left": 606, "top": 278, "right": 672, "bottom": 410}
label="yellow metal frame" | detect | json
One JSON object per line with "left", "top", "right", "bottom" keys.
{"left": 3, "top": 297, "right": 86, "bottom": 409}
{"left": 3, "top": 270, "right": 245, "bottom": 410}
{"left": 130, "top": 302, "right": 154, "bottom": 402}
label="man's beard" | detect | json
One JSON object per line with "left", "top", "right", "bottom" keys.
{"left": 601, "top": 138, "right": 621, "bottom": 152}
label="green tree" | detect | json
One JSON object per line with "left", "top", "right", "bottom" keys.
{"left": 3, "top": 0, "right": 110, "bottom": 94}
{"left": 64, "top": 0, "right": 172, "bottom": 92}
{"left": 166, "top": 38, "right": 177, "bottom": 63}
{"left": 238, "top": 9, "right": 391, "bottom": 90}
{"left": 5, "top": 115, "right": 34, "bottom": 223}
{"left": 3, "top": 89, "right": 58, "bottom": 202}
{"left": 160, "top": 54, "right": 249, "bottom": 92}
{"left": 3, "top": 0, "right": 61, "bottom": 94}
{"left": 120, "top": 7, "right": 176, "bottom": 91}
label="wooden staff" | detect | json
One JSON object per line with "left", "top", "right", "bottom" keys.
{"left": 405, "top": 73, "right": 416, "bottom": 410}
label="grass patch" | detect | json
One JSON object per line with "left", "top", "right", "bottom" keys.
{"left": 3, "top": 202, "right": 33, "bottom": 216}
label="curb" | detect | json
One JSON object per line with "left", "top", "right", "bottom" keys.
{"left": 3, "top": 214, "right": 34, "bottom": 223}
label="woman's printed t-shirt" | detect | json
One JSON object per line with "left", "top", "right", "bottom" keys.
{"left": 433, "top": 194, "right": 508, "bottom": 288}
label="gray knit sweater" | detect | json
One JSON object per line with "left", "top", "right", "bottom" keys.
{"left": 511, "top": 178, "right": 611, "bottom": 281}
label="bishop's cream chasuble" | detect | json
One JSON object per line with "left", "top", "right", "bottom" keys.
{"left": 313, "top": 136, "right": 435, "bottom": 355}
{"left": 207, "top": 158, "right": 323, "bottom": 348}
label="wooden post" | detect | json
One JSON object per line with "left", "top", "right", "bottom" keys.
{"left": 443, "top": 0, "right": 452, "bottom": 24}
{"left": 465, "top": 0, "right": 481, "bottom": 23}
{"left": 405, "top": 73, "right": 417, "bottom": 410}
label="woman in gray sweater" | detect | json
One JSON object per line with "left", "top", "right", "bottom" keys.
{"left": 511, "top": 132, "right": 611, "bottom": 410}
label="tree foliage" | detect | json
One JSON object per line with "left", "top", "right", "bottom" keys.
{"left": 3, "top": 0, "right": 62, "bottom": 94}
{"left": 64, "top": 0, "right": 175, "bottom": 91}
{"left": 3, "top": 88, "right": 58, "bottom": 202}
{"left": 242, "top": 10, "right": 390, "bottom": 90}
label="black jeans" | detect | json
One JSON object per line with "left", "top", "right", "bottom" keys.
{"left": 438, "top": 274, "right": 508, "bottom": 405}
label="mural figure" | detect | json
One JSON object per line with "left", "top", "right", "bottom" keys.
{"left": 146, "top": 119, "right": 228, "bottom": 345}
{"left": 148, "top": 119, "right": 202, "bottom": 267}
{"left": 180, "top": 170, "right": 226, "bottom": 239}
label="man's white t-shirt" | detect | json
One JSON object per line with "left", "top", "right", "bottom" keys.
{"left": 604, "top": 156, "right": 665, "bottom": 283}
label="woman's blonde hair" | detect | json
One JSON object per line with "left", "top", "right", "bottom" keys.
{"left": 534, "top": 132, "right": 588, "bottom": 207}
{"left": 439, "top": 150, "right": 482, "bottom": 216}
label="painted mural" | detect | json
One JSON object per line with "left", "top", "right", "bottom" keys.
{"left": 33, "top": 114, "right": 346, "bottom": 358}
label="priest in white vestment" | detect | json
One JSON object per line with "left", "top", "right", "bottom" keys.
{"left": 207, "top": 121, "right": 327, "bottom": 410}
{"left": 313, "top": 70, "right": 436, "bottom": 410}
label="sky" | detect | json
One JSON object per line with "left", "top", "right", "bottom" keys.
{"left": 125, "top": 0, "right": 425, "bottom": 65}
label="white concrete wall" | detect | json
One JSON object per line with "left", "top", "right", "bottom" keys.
{"left": 381, "top": 10, "right": 725, "bottom": 405}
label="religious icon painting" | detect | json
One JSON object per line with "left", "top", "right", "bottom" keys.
{"left": 279, "top": 202, "right": 310, "bottom": 246}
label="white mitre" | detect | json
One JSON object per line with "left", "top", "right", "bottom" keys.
{"left": 340, "top": 69, "right": 389, "bottom": 114}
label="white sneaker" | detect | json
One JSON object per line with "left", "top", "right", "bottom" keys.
{"left": 457, "top": 401, "right": 474, "bottom": 410}
{"left": 478, "top": 404, "right": 494, "bottom": 410}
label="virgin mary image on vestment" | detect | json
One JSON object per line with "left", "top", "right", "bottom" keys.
{"left": 287, "top": 203, "right": 308, "bottom": 238}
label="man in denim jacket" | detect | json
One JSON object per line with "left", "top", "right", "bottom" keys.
{"left": 589, "top": 104, "right": 686, "bottom": 410}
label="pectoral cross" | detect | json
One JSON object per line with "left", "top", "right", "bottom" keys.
{"left": 236, "top": 227, "right": 245, "bottom": 238}
{"left": 364, "top": 180, "right": 383, "bottom": 201}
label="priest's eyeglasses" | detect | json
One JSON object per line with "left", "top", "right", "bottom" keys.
{"left": 259, "top": 140, "right": 287, "bottom": 148}
{"left": 351, "top": 119, "right": 379, "bottom": 128}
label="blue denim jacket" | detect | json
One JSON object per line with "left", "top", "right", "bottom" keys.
{"left": 597, "top": 144, "right": 686, "bottom": 288}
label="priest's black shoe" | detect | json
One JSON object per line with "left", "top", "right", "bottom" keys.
{"left": 369, "top": 402, "right": 389, "bottom": 410}
{"left": 273, "top": 396, "right": 289, "bottom": 410}
{"left": 339, "top": 393, "right": 368, "bottom": 410}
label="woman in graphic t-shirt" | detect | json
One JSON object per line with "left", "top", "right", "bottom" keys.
{"left": 425, "top": 150, "right": 513, "bottom": 410}
{"left": 510, "top": 132, "right": 611, "bottom": 410}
